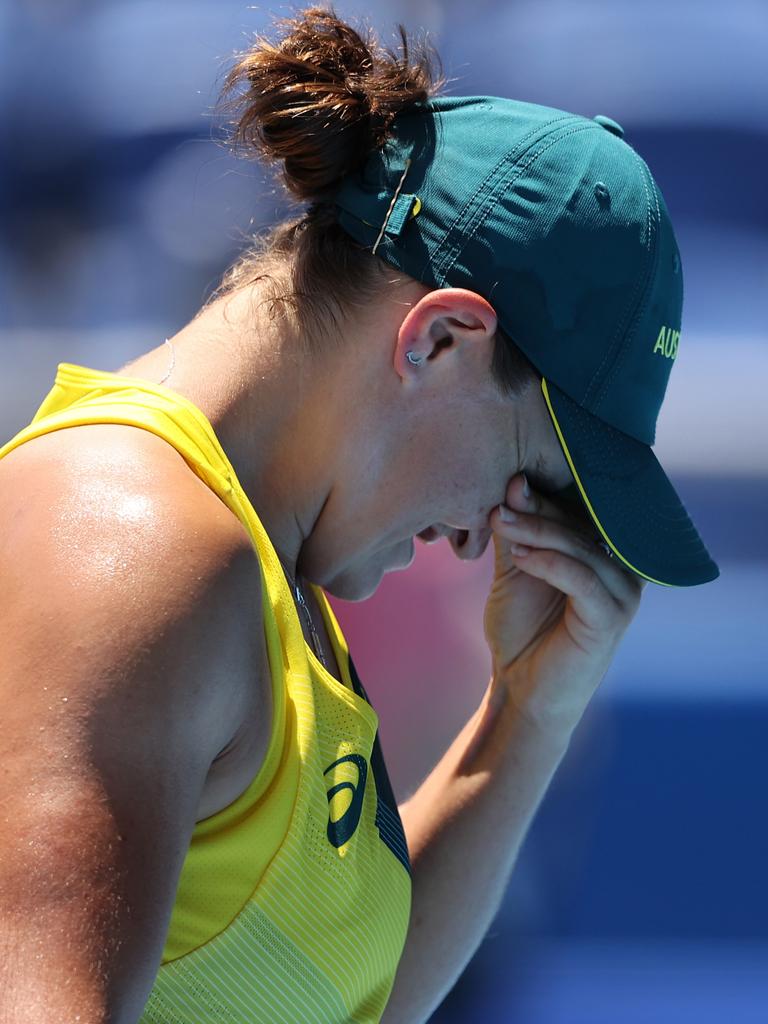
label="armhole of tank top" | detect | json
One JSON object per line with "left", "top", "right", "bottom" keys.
{"left": 235, "top": 564, "right": 288, "bottom": 811}
{"left": 312, "top": 586, "right": 355, "bottom": 693}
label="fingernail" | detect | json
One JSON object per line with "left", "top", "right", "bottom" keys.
{"left": 522, "top": 472, "right": 531, "bottom": 499}
{"left": 499, "top": 505, "right": 517, "bottom": 522}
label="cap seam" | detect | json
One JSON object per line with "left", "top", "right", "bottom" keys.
{"left": 601, "top": 163, "right": 662, "bottom": 407}
{"left": 434, "top": 120, "right": 598, "bottom": 287}
{"left": 582, "top": 148, "right": 657, "bottom": 411}
{"left": 429, "top": 114, "right": 581, "bottom": 282}
{"left": 431, "top": 117, "right": 588, "bottom": 283}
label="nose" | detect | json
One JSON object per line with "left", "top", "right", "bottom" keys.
{"left": 448, "top": 524, "right": 493, "bottom": 561}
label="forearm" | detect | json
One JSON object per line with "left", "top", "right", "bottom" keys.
{"left": 382, "top": 677, "right": 574, "bottom": 1024}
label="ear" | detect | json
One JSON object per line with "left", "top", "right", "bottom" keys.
{"left": 394, "top": 288, "right": 498, "bottom": 379}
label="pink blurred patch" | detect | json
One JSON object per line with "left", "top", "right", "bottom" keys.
{"left": 327, "top": 538, "right": 496, "bottom": 801}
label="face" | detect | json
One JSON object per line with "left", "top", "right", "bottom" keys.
{"left": 301, "top": 286, "right": 575, "bottom": 602}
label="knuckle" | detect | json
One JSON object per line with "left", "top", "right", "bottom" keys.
{"left": 572, "top": 530, "right": 595, "bottom": 557}
{"left": 582, "top": 563, "right": 599, "bottom": 592}
{"left": 580, "top": 564, "right": 603, "bottom": 601}
{"left": 536, "top": 545, "right": 554, "bottom": 569}
{"left": 526, "top": 513, "right": 543, "bottom": 539}
{"left": 622, "top": 585, "right": 644, "bottom": 616}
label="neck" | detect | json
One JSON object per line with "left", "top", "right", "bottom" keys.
{"left": 137, "top": 287, "right": 341, "bottom": 580}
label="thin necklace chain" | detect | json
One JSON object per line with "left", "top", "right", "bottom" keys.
{"left": 282, "top": 565, "right": 328, "bottom": 669}
{"left": 159, "top": 337, "right": 326, "bottom": 668}
{"left": 159, "top": 338, "right": 175, "bottom": 384}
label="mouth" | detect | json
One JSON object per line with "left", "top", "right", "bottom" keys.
{"left": 417, "top": 525, "right": 441, "bottom": 543}
{"left": 417, "top": 526, "right": 470, "bottom": 547}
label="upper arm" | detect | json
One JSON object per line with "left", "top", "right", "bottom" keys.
{"left": 0, "top": 443, "right": 263, "bottom": 1021}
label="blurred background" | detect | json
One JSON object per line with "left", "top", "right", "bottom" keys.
{"left": 1, "top": 1, "right": 766, "bottom": 1021}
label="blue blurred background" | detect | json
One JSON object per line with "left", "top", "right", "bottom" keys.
{"left": 2, "top": 1, "right": 766, "bottom": 1020}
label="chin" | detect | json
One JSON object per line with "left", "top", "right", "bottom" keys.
{"left": 323, "top": 569, "right": 384, "bottom": 603}
{"left": 324, "top": 552, "right": 413, "bottom": 602}
{"left": 311, "top": 539, "right": 415, "bottom": 602}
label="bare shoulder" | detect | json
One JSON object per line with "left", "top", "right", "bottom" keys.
{"left": 0, "top": 421, "right": 249, "bottom": 541}
{"left": 0, "top": 421, "right": 266, "bottom": 767}
{"left": 0, "top": 420, "right": 254, "bottom": 566}
{"left": 0, "top": 422, "right": 271, "bottom": 1016}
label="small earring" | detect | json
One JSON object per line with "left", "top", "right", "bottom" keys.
{"left": 406, "top": 351, "right": 424, "bottom": 366}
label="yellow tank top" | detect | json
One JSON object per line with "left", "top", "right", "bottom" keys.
{"left": 0, "top": 362, "right": 412, "bottom": 1023}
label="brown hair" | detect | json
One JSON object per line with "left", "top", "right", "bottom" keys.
{"left": 205, "top": 5, "right": 538, "bottom": 396}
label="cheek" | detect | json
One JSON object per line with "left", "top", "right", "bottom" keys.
{"left": 444, "top": 457, "right": 492, "bottom": 505}
{"left": 443, "top": 456, "right": 509, "bottom": 525}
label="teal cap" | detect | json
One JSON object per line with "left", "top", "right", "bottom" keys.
{"left": 332, "top": 95, "right": 719, "bottom": 588}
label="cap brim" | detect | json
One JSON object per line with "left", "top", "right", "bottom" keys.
{"left": 541, "top": 377, "right": 720, "bottom": 587}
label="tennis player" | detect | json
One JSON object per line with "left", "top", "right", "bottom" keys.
{"left": 0, "top": 6, "right": 719, "bottom": 1023}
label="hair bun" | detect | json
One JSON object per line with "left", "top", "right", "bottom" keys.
{"left": 217, "top": 5, "right": 444, "bottom": 202}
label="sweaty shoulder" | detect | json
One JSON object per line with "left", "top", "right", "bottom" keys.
{"left": 0, "top": 421, "right": 250, "bottom": 541}
{"left": 0, "top": 423, "right": 270, "bottom": 1016}
{"left": 0, "top": 422, "right": 265, "bottom": 764}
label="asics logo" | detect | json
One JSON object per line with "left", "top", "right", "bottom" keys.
{"left": 324, "top": 753, "right": 368, "bottom": 848}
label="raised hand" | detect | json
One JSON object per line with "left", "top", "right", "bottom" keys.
{"left": 483, "top": 472, "right": 646, "bottom": 737}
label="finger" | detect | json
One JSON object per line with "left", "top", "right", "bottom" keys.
{"left": 504, "top": 473, "right": 645, "bottom": 602}
{"left": 505, "top": 473, "right": 595, "bottom": 533}
{"left": 491, "top": 502, "right": 641, "bottom": 610}
{"left": 491, "top": 539, "right": 623, "bottom": 631}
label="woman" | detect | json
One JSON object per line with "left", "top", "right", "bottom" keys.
{"left": 0, "top": 7, "right": 719, "bottom": 1023}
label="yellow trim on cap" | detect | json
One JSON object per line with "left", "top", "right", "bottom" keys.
{"left": 540, "top": 377, "right": 676, "bottom": 588}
